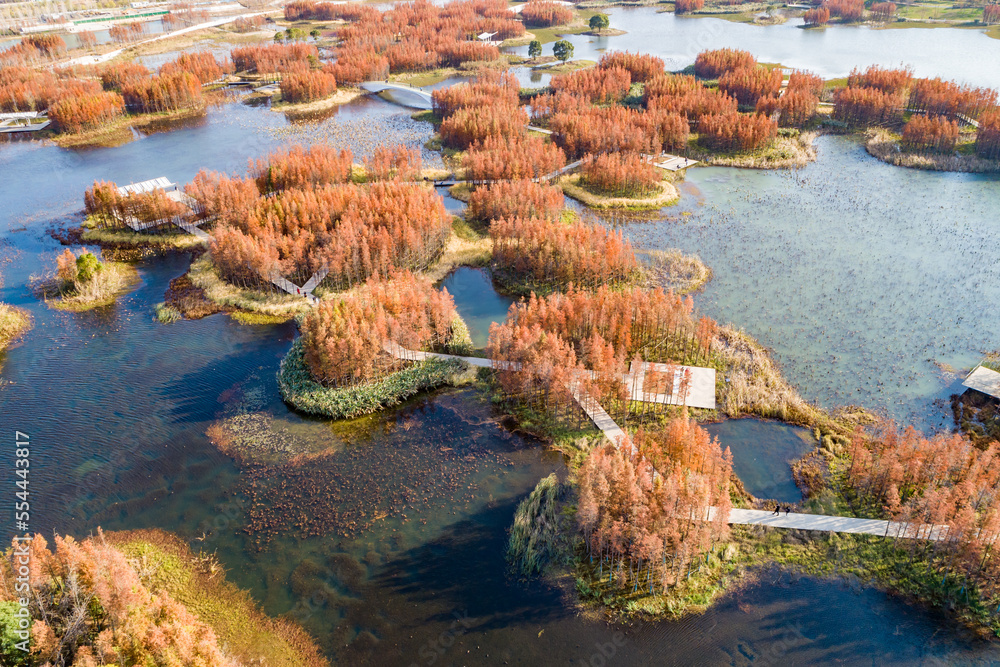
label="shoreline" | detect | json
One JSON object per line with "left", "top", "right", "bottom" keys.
{"left": 865, "top": 129, "right": 1000, "bottom": 173}
{"left": 559, "top": 173, "right": 680, "bottom": 210}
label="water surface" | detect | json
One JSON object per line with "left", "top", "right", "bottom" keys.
{"left": 509, "top": 7, "right": 1000, "bottom": 88}
{"left": 705, "top": 418, "right": 813, "bottom": 502}
{"left": 440, "top": 266, "right": 514, "bottom": 348}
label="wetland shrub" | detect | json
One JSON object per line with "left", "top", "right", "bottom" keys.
{"left": 278, "top": 338, "right": 466, "bottom": 419}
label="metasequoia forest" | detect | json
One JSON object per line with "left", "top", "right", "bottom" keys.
{"left": 5, "top": 0, "right": 1000, "bottom": 657}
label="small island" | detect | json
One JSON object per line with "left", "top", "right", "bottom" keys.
{"left": 32, "top": 249, "right": 137, "bottom": 312}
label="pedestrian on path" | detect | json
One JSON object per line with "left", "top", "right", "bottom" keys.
{"left": 785, "top": 506, "right": 790, "bottom": 517}
{"left": 772, "top": 504, "right": 780, "bottom": 516}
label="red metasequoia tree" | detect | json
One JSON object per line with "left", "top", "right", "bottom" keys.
{"left": 756, "top": 89, "right": 818, "bottom": 127}
{"left": 99, "top": 61, "right": 150, "bottom": 91}
{"left": 463, "top": 134, "right": 566, "bottom": 182}
{"left": 431, "top": 70, "right": 520, "bottom": 118}
{"left": 975, "top": 110, "right": 1000, "bottom": 160}
{"left": 363, "top": 144, "right": 422, "bottom": 181}
{"left": 581, "top": 152, "right": 661, "bottom": 197}
{"left": 467, "top": 179, "right": 565, "bottom": 222}
{"left": 250, "top": 143, "right": 354, "bottom": 193}
{"left": 985, "top": 4, "right": 1000, "bottom": 24}
{"left": 550, "top": 105, "right": 689, "bottom": 157}
{"left": 698, "top": 112, "right": 777, "bottom": 152}
{"left": 843, "top": 420, "right": 1000, "bottom": 597}
{"left": 599, "top": 51, "right": 665, "bottom": 83}
{"left": 577, "top": 420, "right": 732, "bottom": 593}
{"left": 0, "top": 531, "right": 243, "bottom": 666}
{"left": 901, "top": 114, "right": 959, "bottom": 153}
{"left": 48, "top": 91, "right": 125, "bottom": 133}
{"left": 675, "top": 0, "right": 706, "bottom": 13}
{"left": 83, "top": 180, "right": 187, "bottom": 229}
{"left": 520, "top": 0, "right": 574, "bottom": 26}
{"left": 908, "top": 77, "right": 998, "bottom": 120}
{"left": 121, "top": 72, "right": 203, "bottom": 113}
{"left": 323, "top": 0, "right": 520, "bottom": 84}
{"left": 833, "top": 86, "right": 904, "bottom": 126}
{"left": 300, "top": 271, "right": 460, "bottom": 386}
{"left": 551, "top": 66, "right": 633, "bottom": 104}
{"left": 693, "top": 48, "right": 756, "bottom": 79}
{"left": 787, "top": 69, "right": 824, "bottom": 97}
{"left": 827, "top": 0, "right": 865, "bottom": 21}
{"left": 280, "top": 69, "right": 338, "bottom": 103}
{"left": 439, "top": 104, "right": 529, "bottom": 149}
{"left": 231, "top": 43, "right": 318, "bottom": 73}
{"left": 869, "top": 1, "right": 896, "bottom": 21}
{"left": 206, "top": 180, "right": 452, "bottom": 289}
{"left": 847, "top": 64, "right": 913, "bottom": 94}
{"left": 643, "top": 73, "right": 702, "bottom": 102}
{"left": 718, "top": 65, "right": 783, "bottom": 106}
{"left": 490, "top": 215, "right": 641, "bottom": 289}
{"left": 160, "top": 50, "right": 233, "bottom": 84}
{"left": 804, "top": 5, "right": 830, "bottom": 25}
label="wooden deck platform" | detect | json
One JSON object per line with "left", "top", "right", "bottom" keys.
{"left": 653, "top": 155, "right": 699, "bottom": 171}
{"left": 964, "top": 365, "right": 1000, "bottom": 400}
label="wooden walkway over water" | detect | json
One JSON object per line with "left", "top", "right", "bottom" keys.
{"left": 382, "top": 341, "right": 949, "bottom": 540}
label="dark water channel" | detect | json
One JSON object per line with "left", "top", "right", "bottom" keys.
{"left": 1, "top": 63, "right": 999, "bottom": 663}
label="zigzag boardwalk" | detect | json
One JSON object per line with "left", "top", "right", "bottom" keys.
{"left": 382, "top": 342, "right": 949, "bottom": 540}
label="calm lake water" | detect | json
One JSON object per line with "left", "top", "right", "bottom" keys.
{"left": 624, "top": 135, "right": 1000, "bottom": 430}
{"left": 510, "top": 7, "right": 1000, "bottom": 88}
{"left": 705, "top": 419, "right": 814, "bottom": 502}
{"left": 439, "top": 266, "right": 514, "bottom": 349}
{"left": 2, "top": 23, "right": 1000, "bottom": 662}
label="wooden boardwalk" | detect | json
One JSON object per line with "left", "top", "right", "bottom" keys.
{"left": 720, "top": 509, "right": 950, "bottom": 541}
{"left": 652, "top": 154, "right": 699, "bottom": 171}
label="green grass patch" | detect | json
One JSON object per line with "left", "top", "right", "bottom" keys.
{"left": 278, "top": 338, "right": 472, "bottom": 420}
{"left": 154, "top": 302, "right": 182, "bottom": 323}
{"left": 229, "top": 310, "right": 294, "bottom": 325}
{"left": 82, "top": 225, "right": 206, "bottom": 249}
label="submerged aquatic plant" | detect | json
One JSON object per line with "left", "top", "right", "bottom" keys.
{"left": 507, "top": 473, "right": 563, "bottom": 577}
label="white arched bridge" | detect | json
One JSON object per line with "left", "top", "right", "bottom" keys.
{"left": 359, "top": 81, "right": 434, "bottom": 110}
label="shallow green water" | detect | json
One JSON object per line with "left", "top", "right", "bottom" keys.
{"left": 705, "top": 418, "right": 813, "bottom": 502}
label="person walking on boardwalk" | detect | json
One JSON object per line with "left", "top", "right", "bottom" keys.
{"left": 772, "top": 504, "right": 780, "bottom": 516}
{"left": 785, "top": 506, "right": 790, "bottom": 517}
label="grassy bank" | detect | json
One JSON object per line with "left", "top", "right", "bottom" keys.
{"left": 423, "top": 216, "right": 493, "bottom": 282}
{"left": 277, "top": 338, "right": 473, "bottom": 420}
{"left": 50, "top": 105, "right": 207, "bottom": 149}
{"left": 188, "top": 252, "right": 311, "bottom": 317}
{"left": 106, "top": 529, "right": 328, "bottom": 667}
{"left": 560, "top": 173, "right": 680, "bottom": 210}
{"left": 82, "top": 225, "right": 207, "bottom": 250}
{"left": 865, "top": 129, "right": 1000, "bottom": 173}
{"left": 34, "top": 261, "right": 139, "bottom": 312}
{"left": 0, "top": 304, "right": 31, "bottom": 351}
{"left": 271, "top": 87, "right": 363, "bottom": 114}
{"left": 643, "top": 248, "right": 712, "bottom": 294}
{"left": 693, "top": 130, "right": 819, "bottom": 169}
